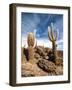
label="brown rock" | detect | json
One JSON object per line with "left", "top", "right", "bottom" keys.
{"left": 43, "top": 56, "right": 49, "bottom": 60}
{"left": 55, "top": 66, "right": 63, "bottom": 75}
{"left": 34, "top": 53, "right": 40, "bottom": 59}
{"left": 55, "top": 58, "right": 63, "bottom": 66}
{"left": 37, "top": 59, "right": 56, "bottom": 73}
{"left": 37, "top": 59, "right": 63, "bottom": 75}
{"left": 36, "top": 46, "right": 46, "bottom": 56}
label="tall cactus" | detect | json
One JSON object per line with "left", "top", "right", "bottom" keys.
{"left": 27, "top": 32, "right": 35, "bottom": 63}
{"left": 48, "top": 23, "right": 58, "bottom": 61}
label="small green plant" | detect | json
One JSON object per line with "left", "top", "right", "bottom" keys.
{"left": 48, "top": 23, "right": 58, "bottom": 61}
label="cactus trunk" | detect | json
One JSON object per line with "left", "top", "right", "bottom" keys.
{"left": 28, "top": 46, "right": 34, "bottom": 63}
{"left": 27, "top": 32, "right": 35, "bottom": 63}
{"left": 52, "top": 41, "right": 57, "bottom": 60}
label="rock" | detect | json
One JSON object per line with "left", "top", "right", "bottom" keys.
{"left": 55, "top": 58, "right": 63, "bottom": 66}
{"left": 43, "top": 56, "right": 49, "bottom": 60}
{"left": 21, "top": 62, "right": 48, "bottom": 77}
{"left": 37, "top": 57, "right": 43, "bottom": 61}
{"left": 48, "top": 50, "right": 55, "bottom": 62}
{"left": 44, "top": 48, "right": 49, "bottom": 54}
{"left": 34, "top": 53, "right": 40, "bottom": 59}
{"left": 37, "top": 59, "right": 56, "bottom": 73}
{"left": 55, "top": 66, "right": 63, "bottom": 75}
{"left": 57, "top": 50, "right": 63, "bottom": 58}
{"left": 36, "top": 46, "right": 46, "bottom": 56}
{"left": 21, "top": 46, "right": 63, "bottom": 76}
{"left": 37, "top": 59, "right": 63, "bottom": 75}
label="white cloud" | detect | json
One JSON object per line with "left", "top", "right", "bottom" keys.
{"left": 21, "top": 36, "right": 28, "bottom": 48}
{"left": 22, "top": 36, "right": 52, "bottom": 48}
{"left": 56, "top": 39, "right": 63, "bottom": 50}
{"left": 21, "top": 36, "right": 63, "bottom": 50}
{"left": 37, "top": 39, "right": 52, "bottom": 48}
{"left": 56, "top": 39, "right": 63, "bottom": 44}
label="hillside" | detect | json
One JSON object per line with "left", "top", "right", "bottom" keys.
{"left": 21, "top": 46, "right": 63, "bottom": 77}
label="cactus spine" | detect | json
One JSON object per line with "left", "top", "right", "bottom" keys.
{"left": 27, "top": 32, "right": 35, "bottom": 63}
{"left": 48, "top": 23, "right": 58, "bottom": 61}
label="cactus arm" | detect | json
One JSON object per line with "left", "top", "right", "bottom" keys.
{"left": 48, "top": 30, "right": 52, "bottom": 41}
{"left": 51, "top": 23, "right": 56, "bottom": 41}
{"left": 51, "top": 29, "right": 55, "bottom": 40}
{"left": 51, "top": 29, "right": 58, "bottom": 41}
{"left": 48, "top": 27, "right": 52, "bottom": 41}
{"left": 55, "top": 30, "right": 58, "bottom": 41}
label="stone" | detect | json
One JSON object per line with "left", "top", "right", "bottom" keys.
{"left": 55, "top": 66, "right": 63, "bottom": 75}
{"left": 43, "top": 56, "right": 49, "bottom": 60}
{"left": 48, "top": 50, "right": 55, "bottom": 62}
{"left": 36, "top": 46, "right": 46, "bottom": 56}
{"left": 55, "top": 58, "right": 63, "bottom": 66}
{"left": 37, "top": 59, "right": 56, "bottom": 73}
{"left": 34, "top": 53, "right": 40, "bottom": 59}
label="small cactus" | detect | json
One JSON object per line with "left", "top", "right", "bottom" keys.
{"left": 48, "top": 23, "right": 58, "bottom": 61}
{"left": 27, "top": 32, "right": 35, "bottom": 63}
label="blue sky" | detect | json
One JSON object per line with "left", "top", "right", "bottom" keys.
{"left": 21, "top": 12, "right": 63, "bottom": 50}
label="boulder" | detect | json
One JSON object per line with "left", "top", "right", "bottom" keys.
{"left": 37, "top": 59, "right": 56, "bottom": 73}
{"left": 36, "top": 46, "right": 46, "bottom": 56}
{"left": 37, "top": 59, "right": 63, "bottom": 75}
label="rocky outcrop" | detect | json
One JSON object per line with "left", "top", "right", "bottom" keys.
{"left": 22, "top": 46, "right": 63, "bottom": 77}
{"left": 37, "top": 60, "right": 56, "bottom": 74}
{"left": 36, "top": 46, "right": 46, "bottom": 56}
{"left": 37, "top": 59, "right": 63, "bottom": 75}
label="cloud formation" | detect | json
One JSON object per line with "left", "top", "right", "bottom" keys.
{"left": 21, "top": 12, "right": 63, "bottom": 50}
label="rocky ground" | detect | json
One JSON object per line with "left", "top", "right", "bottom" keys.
{"left": 21, "top": 46, "right": 63, "bottom": 77}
